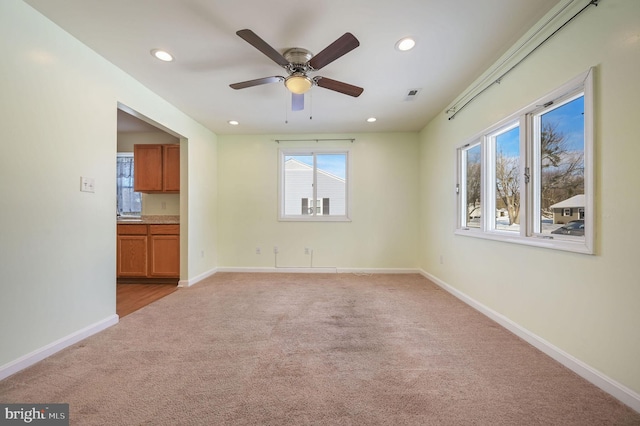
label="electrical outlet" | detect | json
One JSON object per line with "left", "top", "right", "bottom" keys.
{"left": 273, "top": 246, "right": 279, "bottom": 254}
{"left": 439, "top": 255, "right": 444, "bottom": 264}
{"left": 304, "top": 247, "right": 310, "bottom": 255}
{"left": 256, "top": 247, "right": 261, "bottom": 255}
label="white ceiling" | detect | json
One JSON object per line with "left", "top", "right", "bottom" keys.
{"left": 25, "top": 0, "right": 561, "bottom": 135}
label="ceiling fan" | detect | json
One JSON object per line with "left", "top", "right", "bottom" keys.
{"left": 230, "top": 29, "right": 363, "bottom": 111}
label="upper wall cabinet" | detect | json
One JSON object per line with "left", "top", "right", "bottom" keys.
{"left": 134, "top": 144, "right": 180, "bottom": 193}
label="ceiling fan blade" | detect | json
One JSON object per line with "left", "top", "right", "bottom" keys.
{"left": 308, "top": 33, "right": 360, "bottom": 71}
{"left": 230, "top": 76, "right": 283, "bottom": 90}
{"left": 292, "top": 93, "right": 304, "bottom": 111}
{"left": 315, "top": 77, "right": 364, "bottom": 97}
{"left": 236, "top": 29, "right": 290, "bottom": 67}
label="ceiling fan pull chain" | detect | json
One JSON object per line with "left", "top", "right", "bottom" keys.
{"left": 284, "top": 87, "right": 289, "bottom": 124}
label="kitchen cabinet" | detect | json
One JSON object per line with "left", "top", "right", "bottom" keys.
{"left": 149, "top": 225, "right": 180, "bottom": 277}
{"left": 162, "top": 145, "right": 180, "bottom": 192}
{"left": 134, "top": 144, "right": 180, "bottom": 193}
{"left": 117, "top": 223, "right": 179, "bottom": 278}
{"left": 117, "top": 225, "right": 148, "bottom": 277}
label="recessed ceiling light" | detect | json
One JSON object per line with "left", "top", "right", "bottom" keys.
{"left": 151, "top": 49, "right": 174, "bottom": 62}
{"left": 367, "top": 117, "right": 377, "bottom": 123}
{"left": 228, "top": 120, "right": 239, "bottom": 126}
{"left": 395, "top": 37, "right": 416, "bottom": 52}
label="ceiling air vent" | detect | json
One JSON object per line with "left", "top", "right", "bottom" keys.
{"left": 404, "top": 88, "right": 421, "bottom": 101}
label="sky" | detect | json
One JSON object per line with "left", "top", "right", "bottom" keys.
{"left": 496, "top": 95, "right": 584, "bottom": 156}
{"left": 496, "top": 126, "right": 520, "bottom": 156}
{"left": 541, "top": 95, "right": 584, "bottom": 150}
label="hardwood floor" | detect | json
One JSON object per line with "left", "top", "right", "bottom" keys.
{"left": 116, "top": 283, "right": 178, "bottom": 317}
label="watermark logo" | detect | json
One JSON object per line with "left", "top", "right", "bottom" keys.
{"left": 0, "top": 404, "right": 68, "bottom": 425}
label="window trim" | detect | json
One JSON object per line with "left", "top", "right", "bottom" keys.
{"left": 455, "top": 68, "right": 594, "bottom": 254}
{"left": 278, "top": 147, "right": 351, "bottom": 222}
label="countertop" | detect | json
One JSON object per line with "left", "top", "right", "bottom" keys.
{"left": 117, "top": 215, "right": 180, "bottom": 225}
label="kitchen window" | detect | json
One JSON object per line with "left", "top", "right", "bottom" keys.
{"left": 117, "top": 153, "right": 142, "bottom": 215}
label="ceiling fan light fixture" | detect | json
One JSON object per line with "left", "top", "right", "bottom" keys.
{"left": 285, "top": 74, "right": 313, "bottom": 94}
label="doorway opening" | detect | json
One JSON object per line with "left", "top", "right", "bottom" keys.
{"left": 116, "top": 105, "right": 183, "bottom": 317}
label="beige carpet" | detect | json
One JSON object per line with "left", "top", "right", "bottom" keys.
{"left": 1, "top": 273, "right": 638, "bottom": 425}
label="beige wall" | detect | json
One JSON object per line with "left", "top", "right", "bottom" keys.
{"left": 419, "top": 0, "right": 640, "bottom": 395}
{"left": 0, "top": 1, "right": 218, "bottom": 368}
{"left": 217, "top": 133, "right": 420, "bottom": 270}
{"left": 116, "top": 130, "right": 179, "bottom": 152}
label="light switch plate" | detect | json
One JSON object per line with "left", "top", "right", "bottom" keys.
{"left": 80, "top": 176, "right": 95, "bottom": 193}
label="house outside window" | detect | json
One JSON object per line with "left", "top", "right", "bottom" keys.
{"left": 279, "top": 149, "right": 350, "bottom": 221}
{"left": 550, "top": 195, "right": 585, "bottom": 224}
{"left": 302, "top": 198, "right": 330, "bottom": 215}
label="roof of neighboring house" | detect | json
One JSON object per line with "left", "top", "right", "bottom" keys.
{"left": 550, "top": 194, "right": 585, "bottom": 209}
{"left": 285, "top": 158, "right": 312, "bottom": 171}
{"left": 285, "top": 158, "right": 345, "bottom": 182}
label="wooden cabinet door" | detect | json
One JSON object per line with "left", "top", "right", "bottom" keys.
{"left": 134, "top": 144, "right": 163, "bottom": 192}
{"left": 163, "top": 144, "right": 180, "bottom": 192}
{"left": 117, "top": 235, "right": 148, "bottom": 277}
{"left": 149, "top": 234, "right": 180, "bottom": 277}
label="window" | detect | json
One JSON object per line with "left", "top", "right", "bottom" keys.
{"left": 456, "top": 69, "right": 594, "bottom": 254}
{"left": 116, "top": 153, "right": 142, "bottom": 215}
{"left": 279, "top": 149, "right": 350, "bottom": 221}
{"left": 460, "top": 142, "right": 482, "bottom": 229}
{"left": 490, "top": 122, "right": 520, "bottom": 233}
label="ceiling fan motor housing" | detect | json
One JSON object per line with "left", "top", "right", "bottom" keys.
{"left": 283, "top": 48, "right": 313, "bottom": 74}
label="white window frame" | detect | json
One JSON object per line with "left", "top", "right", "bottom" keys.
{"left": 455, "top": 68, "right": 594, "bottom": 254}
{"left": 278, "top": 148, "right": 351, "bottom": 222}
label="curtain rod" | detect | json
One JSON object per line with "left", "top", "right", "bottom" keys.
{"left": 274, "top": 138, "right": 355, "bottom": 143}
{"left": 446, "top": 0, "right": 599, "bottom": 121}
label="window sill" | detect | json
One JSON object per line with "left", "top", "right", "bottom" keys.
{"left": 454, "top": 228, "right": 594, "bottom": 255}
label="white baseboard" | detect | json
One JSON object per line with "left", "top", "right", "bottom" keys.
{"left": 216, "top": 267, "right": 422, "bottom": 274}
{"left": 419, "top": 269, "right": 640, "bottom": 414}
{"left": 218, "top": 266, "right": 337, "bottom": 273}
{"left": 178, "top": 267, "right": 218, "bottom": 287}
{"left": 0, "top": 314, "right": 119, "bottom": 381}
{"left": 337, "top": 268, "right": 421, "bottom": 274}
